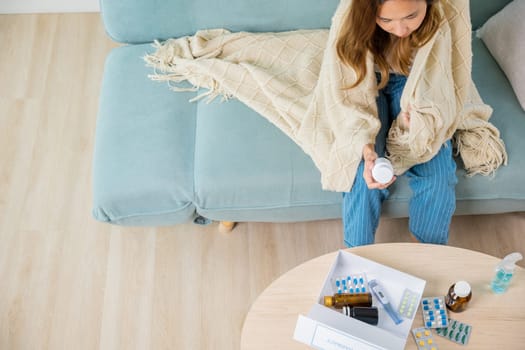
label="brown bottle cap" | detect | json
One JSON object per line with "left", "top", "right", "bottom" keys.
{"left": 324, "top": 296, "right": 333, "bottom": 306}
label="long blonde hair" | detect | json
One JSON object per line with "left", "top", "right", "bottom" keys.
{"left": 336, "top": 0, "right": 442, "bottom": 89}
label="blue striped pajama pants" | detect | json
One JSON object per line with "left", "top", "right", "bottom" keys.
{"left": 342, "top": 73, "right": 458, "bottom": 247}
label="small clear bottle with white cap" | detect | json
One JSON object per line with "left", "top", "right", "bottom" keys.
{"left": 372, "top": 157, "right": 394, "bottom": 184}
{"left": 445, "top": 281, "right": 472, "bottom": 312}
{"left": 490, "top": 252, "right": 523, "bottom": 294}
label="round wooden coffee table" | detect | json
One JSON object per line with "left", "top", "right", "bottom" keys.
{"left": 241, "top": 243, "right": 525, "bottom": 349}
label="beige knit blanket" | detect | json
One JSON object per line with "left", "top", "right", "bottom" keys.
{"left": 145, "top": 0, "right": 507, "bottom": 192}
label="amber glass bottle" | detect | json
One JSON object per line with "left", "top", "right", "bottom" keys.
{"left": 323, "top": 292, "right": 372, "bottom": 308}
{"left": 445, "top": 281, "right": 472, "bottom": 312}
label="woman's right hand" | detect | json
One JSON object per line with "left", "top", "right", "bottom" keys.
{"left": 362, "top": 143, "right": 396, "bottom": 189}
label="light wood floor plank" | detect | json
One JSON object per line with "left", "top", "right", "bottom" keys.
{"left": 1, "top": 13, "right": 524, "bottom": 350}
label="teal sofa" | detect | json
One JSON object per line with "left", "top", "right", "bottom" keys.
{"left": 92, "top": 0, "right": 524, "bottom": 226}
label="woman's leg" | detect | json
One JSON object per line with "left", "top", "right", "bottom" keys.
{"left": 383, "top": 74, "right": 456, "bottom": 244}
{"left": 342, "top": 163, "right": 388, "bottom": 247}
{"left": 406, "top": 141, "right": 458, "bottom": 244}
{"left": 342, "top": 77, "right": 391, "bottom": 247}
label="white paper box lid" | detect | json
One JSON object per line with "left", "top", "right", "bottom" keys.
{"left": 293, "top": 250, "right": 426, "bottom": 350}
{"left": 294, "top": 303, "right": 405, "bottom": 350}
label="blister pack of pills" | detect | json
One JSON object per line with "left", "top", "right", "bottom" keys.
{"left": 420, "top": 297, "right": 449, "bottom": 328}
{"left": 398, "top": 288, "right": 419, "bottom": 319}
{"left": 435, "top": 318, "right": 472, "bottom": 345}
{"left": 332, "top": 273, "right": 368, "bottom": 294}
{"left": 412, "top": 327, "right": 438, "bottom": 350}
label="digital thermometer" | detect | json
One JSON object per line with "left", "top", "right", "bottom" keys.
{"left": 368, "top": 279, "right": 403, "bottom": 325}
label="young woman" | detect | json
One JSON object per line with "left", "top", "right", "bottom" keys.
{"left": 337, "top": 0, "right": 458, "bottom": 246}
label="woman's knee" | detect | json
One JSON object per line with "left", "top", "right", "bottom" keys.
{"left": 409, "top": 147, "right": 457, "bottom": 193}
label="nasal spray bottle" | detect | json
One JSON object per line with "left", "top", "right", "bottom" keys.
{"left": 490, "top": 252, "right": 523, "bottom": 294}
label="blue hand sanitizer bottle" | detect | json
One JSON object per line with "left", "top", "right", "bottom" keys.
{"left": 490, "top": 252, "right": 523, "bottom": 294}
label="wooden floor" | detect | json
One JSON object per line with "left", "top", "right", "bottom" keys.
{"left": 1, "top": 13, "right": 524, "bottom": 350}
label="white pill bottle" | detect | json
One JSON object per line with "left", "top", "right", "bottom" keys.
{"left": 372, "top": 157, "right": 394, "bottom": 184}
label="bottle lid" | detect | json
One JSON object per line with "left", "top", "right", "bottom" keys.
{"left": 372, "top": 159, "right": 394, "bottom": 184}
{"left": 324, "top": 296, "right": 333, "bottom": 307}
{"left": 454, "top": 281, "right": 471, "bottom": 297}
{"left": 498, "top": 252, "right": 523, "bottom": 272}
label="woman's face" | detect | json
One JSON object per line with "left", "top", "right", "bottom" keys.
{"left": 376, "top": 0, "right": 428, "bottom": 38}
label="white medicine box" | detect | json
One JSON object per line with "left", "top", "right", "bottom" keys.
{"left": 293, "top": 250, "right": 426, "bottom": 350}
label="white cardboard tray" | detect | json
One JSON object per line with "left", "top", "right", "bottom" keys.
{"left": 293, "top": 250, "right": 426, "bottom": 350}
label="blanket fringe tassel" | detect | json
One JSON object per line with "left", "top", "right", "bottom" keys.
{"left": 143, "top": 40, "right": 231, "bottom": 103}
{"left": 454, "top": 124, "right": 508, "bottom": 176}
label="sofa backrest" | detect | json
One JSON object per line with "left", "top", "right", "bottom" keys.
{"left": 470, "top": 0, "right": 512, "bottom": 29}
{"left": 101, "top": 0, "right": 512, "bottom": 44}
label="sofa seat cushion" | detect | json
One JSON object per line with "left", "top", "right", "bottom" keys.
{"left": 193, "top": 99, "right": 342, "bottom": 222}
{"left": 92, "top": 44, "right": 197, "bottom": 225}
